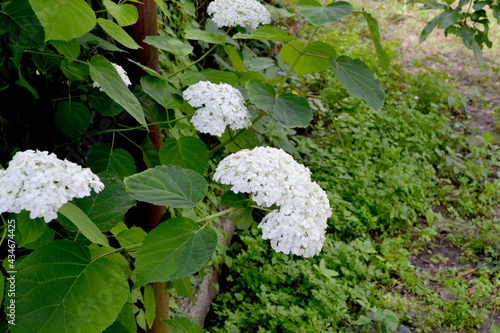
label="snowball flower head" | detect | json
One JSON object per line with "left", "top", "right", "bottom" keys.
{"left": 93, "top": 62, "right": 131, "bottom": 90}
{"left": 183, "top": 81, "right": 251, "bottom": 136}
{"left": 214, "top": 147, "right": 332, "bottom": 257}
{"left": 208, "top": 0, "right": 271, "bottom": 29}
{"left": 0, "top": 150, "right": 104, "bottom": 222}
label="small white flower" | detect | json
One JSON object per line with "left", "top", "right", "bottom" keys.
{"left": 0, "top": 150, "right": 104, "bottom": 222}
{"left": 93, "top": 62, "right": 131, "bottom": 90}
{"left": 207, "top": 0, "right": 271, "bottom": 29}
{"left": 183, "top": 81, "right": 251, "bottom": 136}
{"left": 214, "top": 147, "right": 332, "bottom": 257}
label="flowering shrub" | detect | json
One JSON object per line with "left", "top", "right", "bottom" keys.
{"left": 0, "top": 0, "right": 388, "bottom": 332}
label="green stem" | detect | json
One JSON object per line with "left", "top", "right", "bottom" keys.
{"left": 167, "top": 29, "right": 231, "bottom": 80}
{"left": 195, "top": 206, "right": 239, "bottom": 224}
{"left": 92, "top": 243, "right": 142, "bottom": 262}
{"left": 249, "top": 205, "right": 273, "bottom": 212}
{"left": 208, "top": 111, "right": 267, "bottom": 157}
{"left": 276, "top": 26, "right": 320, "bottom": 94}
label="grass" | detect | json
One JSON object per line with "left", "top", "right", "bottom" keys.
{"left": 204, "top": 1, "right": 500, "bottom": 332}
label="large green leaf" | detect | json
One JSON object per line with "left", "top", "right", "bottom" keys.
{"left": 29, "top": 0, "right": 95, "bottom": 41}
{"left": 279, "top": 41, "right": 337, "bottom": 76}
{"left": 330, "top": 55, "right": 385, "bottom": 110}
{"left": 134, "top": 217, "right": 217, "bottom": 288}
{"left": 87, "top": 144, "right": 137, "bottom": 179}
{"left": 57, "top": 202, "right": 109, "bottom": 246}
{"left": 140, "top": 75, "right": 184, "bottom": 109}
{"left": 246, "top": 80, "right": 312, "bottom": 127}
{"left": 15, "top": 211, "right": 47, "bottom": 247}
{"left": 73, "top": 178, "right": 136, "bottom": 232}
{"left": 87, "top": 90, "right": 123, "bottom": 117}
{"left": 144, "top": 36, "right": 193, "bottom": 56}
{"left": 219, "top": 128, "right": 260, "bottom": 153}
{"left": 54, "top": 101, "right": 91, "bottom": 139}
{"left": 163, "top": 318, "right": 204, "bottom": 333}
{"left": 361, "top": 12, "right": 390, "bottom": 71}
{"left": 13, "top": 241, "right": 128, "bottom": 333}
{"left": 124, "top": 165, "right": 207, "bottom": 208}
{"left": 159, "top": 137, "right": 208, "bottom": 175}
{"left": 295, "top": 0, "right": 353, "bottom": 26}
{"left": 0, "top": 0, "right": 45, "bottom": 49}
{"left": 185, "top": 27, "right": 225, "bottom": 44}
{"left": 89, "top": 55, "right": 147, "bottom": 128}
{"left": 103, "top": 0, "right": 138, "bottom": 27}
{"left": 233, "top": 26, "right": 296, "bottom": 42}
{"left": 50, "top": 39, "right": 80, "bottom": 58}
{"left": 228, "top": 207, "right": 254, "bottom": 229}
{"left": 97, "top": 18, "right": 140, "bottom": 49}
{"left": 223, "top": 45, "right": 244, "bottom": 72}
{"left": 180, "top": 69, "right": 239, "bottom": 86}
{"left": 171, "top": 277, "right": 193, "bottom": 301}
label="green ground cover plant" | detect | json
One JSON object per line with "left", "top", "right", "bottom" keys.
{"left": 207, "top": 2, "right": 500, "bottom": 331}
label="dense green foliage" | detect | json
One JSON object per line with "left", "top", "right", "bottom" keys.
{"left": 207, "top": 6, "right": 500, "bottom": 331}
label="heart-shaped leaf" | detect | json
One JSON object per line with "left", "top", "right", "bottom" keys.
{"left": 134, "top": 217, "right": 217, "bottom": 288}
{"left": 246, "top": 80, "right": 312, "bottom": 127}
{"left": 295, "top": 0, "right": 353, "bottom": 26}
{"left": 330, "top": 55, "right": 385, "bottom": 110}
{"left": 124, "top": 165, "right": 207, "bottom": 208}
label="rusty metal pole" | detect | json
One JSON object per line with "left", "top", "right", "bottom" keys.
{"left": 129, "top": 1, "right": 169, "bottom": 332}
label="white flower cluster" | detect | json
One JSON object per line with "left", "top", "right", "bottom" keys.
{"left": 0, "top": 150, "right": 104, "bottom": 222}
{"left": 93, "top": 62, "right": 131, "bottom": 90}
{"left": 183, "top": 81, "right": 252, "bottom": 137}
{"left": 207, "top": 0, "right": 271, "bottom": 29}
{"left": 214, "top": 147, "right": 332, "bottom": 257}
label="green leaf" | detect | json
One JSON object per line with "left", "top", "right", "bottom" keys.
{"left": 180, "top": 69, "right": 239, "bottom": 86}
{"left": 361, "top": 12, "right": 390, "bottom": 71}
{"left": 353, "top": 315, "right": 372, "bottom": 325}
{"left": 163, "top": 318, "right": 204, "bottom": 333}
{"left": 79, "top": 33, "right": 127, "bottom": 52}
{"left": 115, "top": 303, "right": 137, "bottom": 333}
{"left": 143, "top": 285, "right": 156, "bottom": 328}
{"left": 141, "top": 136, "right": 161, "bottom": 169}
{"left": 219, "top": 128, "right": 260, "bottom": 153}
{"left": 29, "top": 0, "right": 96, "bottom": 41}
{"left": 61, "top": 59, "right": 90, "bottom": 81}
{"left": 159, "top": 137, "right": 208, "bottom": 175}
{"left": 134, "top": 217, "right": 217, "bottom": 288}
{"left": 50, "top": 39, "right": 81, "bottom": 58}
{"left": 103, "top": 0, "right": 138, "bottom": 27}
{"left": 54, "top": 101, "right": 91, "bottom": 139}
{"left": 0, "top": 0, "right": 45, "bottom": 49}
{"left": 236, "top": 71, "right": 266, "bottom": 86}
{"left": 171, "top": 277, "right": 193, "bottom": 301}
{"left": 279, "top": 41, "right": 337, "bottom": 76}
{"left": 21, "top": 227, "right": 55, "bottom": 250}
{"left": 16, "top": 211, "right": 47, "bottom": 247}
{"left": 0, "top": 271, "right": 3, "bottom": 305}
{"left": 88, "top": 90, "right": 123, "bottom": 116}
{"left": 233, "top": 26, "right": 296, "bottom": 42}
{"left": 128, "top": 58, "right": 169, "bottom": 81}
{"left": 57, "top": 202, "right": 109, "bottom": 246}
{"left": 229, "top": 207, "right": 254, "bottom": 229}
{"left": 221, "top": 191, "right": 250, "bottom": 207}
{"left": 116, "top": 226, "right": 147, "bottom": 247}
{"left": 483, "top": 131, "right": 492, "bottom": 146}
{"left": 144, "top": 36, "right": 193, "bottom": 56}
{"left": 87, "top": 144, "right": 137, "bottom": 179}
{"left": 246, "top": 80, "right": 312, "bottom": 127}
{"left": 437, "top": 10, "right": 461, "bottom": 29}
{"left": 223, "top": 45, "right": 244, "bottom": 72}
{"left": 295, "top": 0, "right": 353, "bottom": 26}
{"left": 472, "top": 39, "right": 485, "bottom": 67}
{"left": 73, "top": 178, "right": 136, "bottom": 232}
{"left": 141, "top": 75, "right": 184, "bottom": 109}
{"left": 420, "top": 15, "right": 439, "bottom": 44}
{"left": 32, "top": 48, "right": 61, "bottom": 75}
{"left": 97, "top": 18, "right": 141, "bottom": 49}
{"left": 13, "top": 241, "right": 128, "bottom": 333}
{"left": 330, "top": 55, "right": 385, "bottom": 110}
{"left": 124, "top": 165, "right": 208, "bottom": 208}
{"left": 90, "top": 55, "right": 147, "bottom": 128}
{"left": 185, "top": 27, "right": 225, "bottom": 44}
